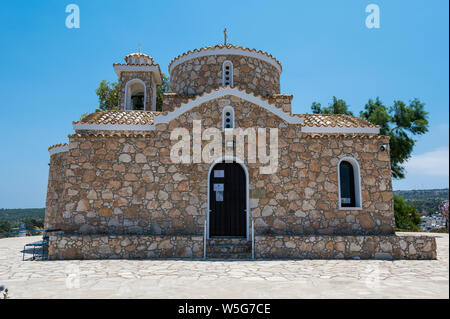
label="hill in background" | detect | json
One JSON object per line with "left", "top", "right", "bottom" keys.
{"left": 394, "top": 189, "right": 449, "bottom": 216}
{"left": 0, "top": 208, "right": 45, "bottom": 225}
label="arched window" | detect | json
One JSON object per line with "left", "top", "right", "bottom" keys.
{"left": 338, "top": 157, "right": 362, "bottom": 209}
{"left": 222, "top": 105, "right": 235, "bottom": 130}
{"left": 222, "top": 61, "right": 234, "bottom": 87}
{"left": 125, "top": 79, "right": 146, "bottom": 110}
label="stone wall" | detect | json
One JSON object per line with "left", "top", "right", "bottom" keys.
{"left": 118, "top": 71, "right": 155, "bottom": 111}
{"left": 49, "top": 234, "right": 203, "bottom": 259}
{"left": 45, "top": 151, "right": 67, "bottom": 229}
{"left": 169, "top": 55, "right": 281, "bottom": 97}
{"left": 255, "top": 234, "right": 437, "bottom": 260}
{"left": 48, "top": 95, "right": 394, "bottom": 237}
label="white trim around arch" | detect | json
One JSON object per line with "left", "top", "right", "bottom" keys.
{"left": 154, "top": 86, "right": 304, "bottom": 124}
{"left": 337, "top": 156, "right": 363, "bottom": 210}
{"left": 124, "top": 78, "right": 147, "bottom": 110}
{"left": 206, "top": 156, "right": 250, "bottom": 240}
{"left": 169, "top": 47, "right": 282, "bottom": 74}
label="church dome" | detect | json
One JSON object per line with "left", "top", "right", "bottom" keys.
{"left": 168, "top": 44, "right": 282, "bottom": 97}
{"left": 124, "top": 52, "right": 154, "bottom": 65}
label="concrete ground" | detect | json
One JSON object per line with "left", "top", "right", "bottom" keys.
{"left": 0, "top": 232, "right": 448, "bottom": 299}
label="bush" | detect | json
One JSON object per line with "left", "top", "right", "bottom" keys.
{"left": 394, "top": 194, "right": 422, "bottom": 232}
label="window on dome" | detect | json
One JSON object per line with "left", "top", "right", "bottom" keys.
{"left": 222, "top": 61, "right": 234, "bottom": 87}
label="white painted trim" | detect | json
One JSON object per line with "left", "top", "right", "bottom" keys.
{"left": 114, "top": 65, "right": 162, "bottom": 83}
{"left": 154, "top": 87, "right": 304, "bottom": 124}
{"left": 302, "top": 126, "right": 379, "bottom": 134}
{"left": 337, "top": 156, "right": 363, "bottom": 210}
{"left": 49, "top": 145, "right": 68, "bottom": 156}
{"left": 207, "top": 156, "right": 250, "bottom": 241}
{"left": 151, "top": 80, "right": 157, "bottom": 111}
{"left": 222, "top": 105, "right": 235, "bottom": 130}
{"left": 73, "top": 123, "right": 155, "bottom": 131}
{"left": 169, "top": 47, "right": 282, "bottom": 74}
{"left": 222, "top": 60, "right": 234, "bottom": 87}
{"left": 124, "top": 78, "right": 146, "bottom": 111}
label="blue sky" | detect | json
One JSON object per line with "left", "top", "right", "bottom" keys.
{"left": 0, "top": 0, "right": 448, "bottom": 208}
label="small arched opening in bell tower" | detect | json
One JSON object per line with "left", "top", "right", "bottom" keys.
{"left": 125, "top": 79, "right": 146, "bottom": 110}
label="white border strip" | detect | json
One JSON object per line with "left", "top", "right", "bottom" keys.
{"left": 113, "top": 65, "right": 161, "bottom": 83}
{"left": 49, "top": 145, "right": 68, "bottom": 156}
{"left": 154, "top": 87, "right": 304, "bottom": 124}
{"left": 73, "top": 123, "right": 155, "bottom": 131}
{"left": 301, "top": 126, "right": 379, "bottom": 134}
{"left": 169, "top": 48, "right": 282, "bottom": 74}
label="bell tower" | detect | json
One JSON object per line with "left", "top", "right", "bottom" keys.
{"left": 113, "top": 52, "right": 162, "bottom": 111}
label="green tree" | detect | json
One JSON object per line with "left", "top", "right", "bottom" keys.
{"left": 311, "top": 96, "right": 429, "bottom": 179}
{"left": 393, "top": 194, "right": 422, "bottom": 231}
{"left": 22, "top": 218, "right": 43, "bottom": 231}
{"left": 0, "top": 220, "right": 12, "bottom": 233}
{"left": 95, "top": 80, "right": 120, "bottom": 112}
{"left": 156, "top": 73, "right": 170, "bottom": 112}
{"left": 93, "top": 74, "right": 170, "bottom": 113}
{"left": 360, "top": 97, "right": 428, "bottom": 178}
{"left": 311, "top": 96, "right": 354, "bottom": 116}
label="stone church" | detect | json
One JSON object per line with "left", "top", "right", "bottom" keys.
{"left": 45, "top": 43, "right": 436, "bottom": 260}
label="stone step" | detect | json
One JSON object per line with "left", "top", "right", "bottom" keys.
{"left": 207, "top": 245, "right": 250, "bottom": 254}
{"left": 206, "top": 237, "right": 252, "bottom": 259}
{"left": 207, "top": 237, "right": 249, "bottom": 245}
{"left": 207, "top": 252, "right": 252, "bottom": 259}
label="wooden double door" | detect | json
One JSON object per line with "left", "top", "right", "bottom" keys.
{"left": 209, "top": 162, "right": 246, "bottom": 237}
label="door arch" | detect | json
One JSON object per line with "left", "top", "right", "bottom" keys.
{"left": 207, "top": 156, "right": 249, "bottom": 239}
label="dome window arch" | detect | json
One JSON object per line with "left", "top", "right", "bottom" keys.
{"left": 222, "top": 61, "right": 234, "bottom": 87}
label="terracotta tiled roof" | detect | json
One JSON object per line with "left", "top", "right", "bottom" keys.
{"left": 69, "top": 132, "right": 153, "bottom": 138}
{"left": 124, "top": 52, "right": 154, "bottom": 64}
{"left": 48, "top": 143, "right": 68, "bottom": 152}
{"left": 298, "top": 114, "right": 378, "bottom": 129}
{"left": 74, "top": 111, "right": 159, "bottom": 126}
{"left": 168, "top": 44, "right": 283, "bottom": 73}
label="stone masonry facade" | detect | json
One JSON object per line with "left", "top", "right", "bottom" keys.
{"left": 170, "top": 54, "right": 281, "bottom": 97}
{"left": 46, "top": 97, "right": 394, "bottom": 237}
{"left": 117, "top": 71, "right": 156, "bottom": 111}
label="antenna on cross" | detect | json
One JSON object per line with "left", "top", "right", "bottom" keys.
{"left": 224, "top": 28, "right": 228, "bottom": 45}
{"left": 138, "top": 44, "right": 142, "bottom": 54}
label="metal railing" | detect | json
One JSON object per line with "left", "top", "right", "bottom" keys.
{"left": 251, "top": 215, "right": 255, "bottom": 260}
{"left": 203, "top": 219, "right": 207, "bottom": 260}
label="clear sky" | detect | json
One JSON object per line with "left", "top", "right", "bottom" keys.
{"left": 0, "top": 0, "right": 448, "bottom": 208}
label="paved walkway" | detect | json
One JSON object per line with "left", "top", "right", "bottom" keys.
{"left": 0, "top": 232, "right": 448, "bottom": 298}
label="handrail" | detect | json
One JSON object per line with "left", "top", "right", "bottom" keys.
{"left": 251, "top": 215, "right": 255, "bottom": 260}
{"left": 203, "top": 219, "right": 207, "bottom": 260}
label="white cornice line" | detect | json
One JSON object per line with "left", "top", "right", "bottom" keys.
{"left": 73, "top": 123, "right": 155, "bottom": 131}
{"left": 113, "top": 65, "right": 162, "bottom": 83}
{"left": 169, "top": 48, "right": 282, "bottom": 74}
{"left": 154, "top": 87, "right": 304, "bottom": 124}
{"left": 301, "top": 126, "right": 380, "bottom": 134}
{"left": 49, "top": 145, "right": 69, "bottom": 156}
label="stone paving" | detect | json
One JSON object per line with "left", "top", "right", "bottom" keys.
{"left": 0, "top": 232, "right": 447, "bottom": 299}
